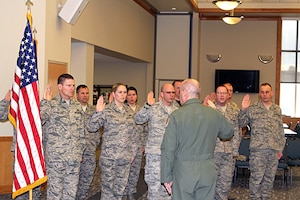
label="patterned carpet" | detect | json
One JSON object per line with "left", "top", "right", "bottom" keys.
{"left": 2, "top": 149, "right": 300, "bottom": 200}
{"left": 88, "top": 162, "right": 300, "bottom": 200}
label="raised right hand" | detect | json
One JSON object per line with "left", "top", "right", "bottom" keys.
{"left": 44, "top": 85, "right": 52, "bottom": 100}
{"left": 147, "top": 91, "right": 155, "bottom": 105}
{"left": 96, "top": 95, "right": 106, "bottom": 112}
{"left": 241, "top": 94, "right": 251, "bottom": 110}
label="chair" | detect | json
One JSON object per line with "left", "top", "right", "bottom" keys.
{"left": 286, "top": 138, "right": 300, "bottom": 187}
{"left": 293, "top": 122, "right": 300, "bottom": 138}
{"left": 277, "top": 143, "right": 289, "bottom": 187}
{"left": 234, "top": 137, "right": 250, "bottom": 183}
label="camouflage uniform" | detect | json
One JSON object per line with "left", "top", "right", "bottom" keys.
{"left": 238, "top": 101, "right": 286, "bottom": 200}
{"left": 214, "top": 102, "right": 241, "bottom": 200}
{"left": 76, "top": 104, "right": 100, "bottom": 200}
{"left": 0, "top": 98, "right": 9, "bottom": 120}
{"left": 87, "top": 101, "right": 137, "bottom": 200}
{"left": 134, "top": 101, "right": 179, "bottom": 200}
{"left": 124, "top": 104, "right": 147, "bottom": 196}
{"left": 40, "top": 94, "right": 85, "bottom": 200}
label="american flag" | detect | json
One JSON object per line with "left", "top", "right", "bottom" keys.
{"left": 9, "top": 18, "right": 47, "bottom": 199}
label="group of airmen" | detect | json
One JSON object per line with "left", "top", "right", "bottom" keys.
{"left": 0, "top": 73, "right": 285, "bottom": 200}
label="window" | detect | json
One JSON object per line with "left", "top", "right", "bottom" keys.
{"left": 280, "top": 20, "right": 300, "bottom": 117}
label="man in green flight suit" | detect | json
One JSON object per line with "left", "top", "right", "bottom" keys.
{"left": 160, "top": 78, "right": 234, "bottom": 200}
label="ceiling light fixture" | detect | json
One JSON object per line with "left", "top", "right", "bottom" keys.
{"left": 212, "top": 0, "right": 242, "bottom": 11}
{"left": 222, "top": 10, "right": 243, "bottom": 25}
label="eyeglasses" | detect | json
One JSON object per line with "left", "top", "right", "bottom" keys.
{"left": 163, "top": 91, "right": 175, "bottom": 94}
{"left": 216, "top": 92, "right": 228, "bottom": 95}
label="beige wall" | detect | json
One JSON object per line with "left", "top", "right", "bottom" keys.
{"left": 70, "top": 42, "right": 95, "bottom": 105}
{"left": 71, "top": 0, "right": 155, "bottom": 63}
{"left": 0, "top": 1, "right": 279, "bottom": 136}
{"left": 199, "top": 20, "right": 278, "bottom": 105}
{"left": 0, "top": 0, "right": 155, "bottom": 136}
{"left": 94, "top": 62, "right": 149, "bottom": 104}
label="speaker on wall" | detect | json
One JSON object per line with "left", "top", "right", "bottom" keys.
{"left": 58, "top": 0, "right": 89, "bottom": 25}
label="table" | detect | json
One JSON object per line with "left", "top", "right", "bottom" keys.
{"left": 284, "top": 128, "right": 297, "bottom": 136}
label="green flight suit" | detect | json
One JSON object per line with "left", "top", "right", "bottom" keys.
{"left": 161, "top": 98, "right": 234, "bottom": 200}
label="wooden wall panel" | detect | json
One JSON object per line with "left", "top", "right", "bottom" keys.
{"left": 0, "top": 137, "right": 13, "bottom": 194}
{"left": 48, "top": 61, "right": 68, "bottom": 97}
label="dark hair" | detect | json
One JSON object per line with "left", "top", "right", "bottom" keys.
{"left": 260, "top": 82, "right": 272, "bottom": 89}
{"left": 127, "top": 86, "right": 138, "bottom": 95}
{"left": 172, "top": 80, "right": 183, "bottom": 86}
{"left": 76, "top": 84, "right": 88, "bottom": 93}
{"left": 57, "top": 73, "right": 74, "bottom": 85}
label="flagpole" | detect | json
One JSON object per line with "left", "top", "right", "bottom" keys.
{"left": 25, "top": 2, "right": 34, "bottom": 199}
{"left": 29, "top": 189, "right": 32, "bottom": 200}
{"left": 28, "top": 3, "right": 35, "bottom": 200}
{"left": 25, "top": 0, "right": 33, "bottom": 12}
{"left": 25, "top": 0, "right": 33, "bottom": 26}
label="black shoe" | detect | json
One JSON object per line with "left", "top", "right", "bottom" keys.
{"left": 228, "top": 198, "right": 236, "bottom": 200}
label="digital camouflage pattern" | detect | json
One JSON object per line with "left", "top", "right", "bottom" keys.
{"left": 214, "top": 102, "right": 241, "bottom": 200}
{"left": 135, "top": 100, "right": 178, "bottom": 200}
{"left": 238, "top": 100, "right": 285, "bottom": 199}
{"left": 124, "top": 104, "right": 148, "bottom": 196}
{"left": 0, "top": 99, "right": 9, "bottom": 120}
{"left": 238, "top": 101, "right": 285, "bottom": 152}
{"left": 134, "top": 101, "right": 178, "bottom": 155}
{"left": 40, "top": 94, "right": 85, "bottom": 200}
{"left": 87, "top": 101, "right": 137, "bottom": 200}
{"left": 76, "top": 103, "right": 100, "bottom": 200}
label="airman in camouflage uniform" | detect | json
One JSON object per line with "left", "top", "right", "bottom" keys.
{"left": 76, "top": 85, "right": 100, "bottom": 200}
{"left": 124, "top": 86, "right": 147, "bottom": 200}
{"left": 238, "top": 83, "right": 286, "bottom": 200}
{"left": 213, "top": 85, "right": 241, "bottom": 200}
{"left": 87, "top": 83, "right": 137, "bottom": 200}
{"left": 0, "top": 90, "right": 10, "bottom": 120}
{"left": 41, "top": 74, "right": 85, "bottom": 200}
{"left": 134, "top": 84, "right": 179, "bottom": 200}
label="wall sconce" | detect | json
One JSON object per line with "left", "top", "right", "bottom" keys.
{"left": 258, "top": 55, "right": 273, "bottom": 64}
{"left": 206, "top": 54, "right": 222, "bottom": 63}
{"left": 222, "top": 10, "right": 243, "bottom": 25}
{"left": 212, "top": 0, "right": 242, "bottom": 11}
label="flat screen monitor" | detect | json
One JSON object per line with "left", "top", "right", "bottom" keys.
{"left": 215, "top": 69, "right": 260, "bottom": 93}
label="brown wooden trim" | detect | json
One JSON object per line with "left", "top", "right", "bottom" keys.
{"left": 275, "top": 19, "right": 282, "bottom": 105}
{"left": 199, "top": 16, "right": 280, "bottom": 21}
{"left": 188, "top": 0, "right": 199, "bottom": 13}
{"left": 282, "top": 116, "right": 300, "bottom": 130}
{"left": 0, "top": 185, "right": 12, "bottom": 194}
{"left": 198, "top": 8, "right": 300, "bottom": 14}
{"left": 0, "top": 136, "right": 13, "bottom": 142}
{"left": 133, "top": 0, "right": 156, "bottom": 16}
